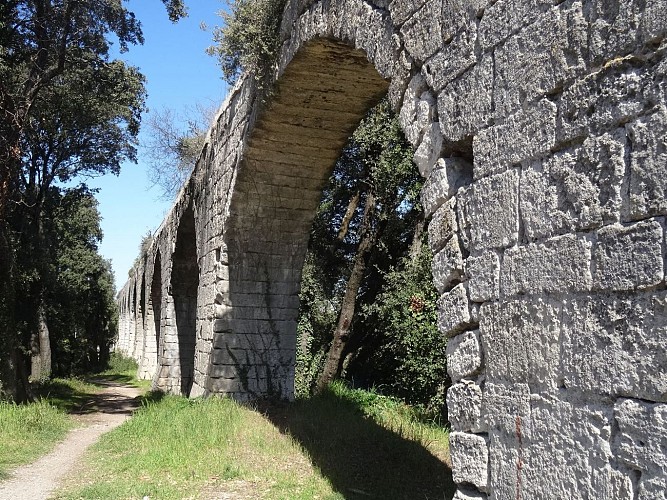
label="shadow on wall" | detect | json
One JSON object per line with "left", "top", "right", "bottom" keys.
{"left": 259, "top": 387, "right": 456, "bottom": 500}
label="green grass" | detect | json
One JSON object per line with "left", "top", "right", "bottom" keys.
{"left": 0, "top": 399, "right": 72, "bottom": 480}
{"left": 33, "top": 377, "right": 101, "bottom": 412}
{"left": 95, "top": 353, "right": 152, "bottom": 391}
{"left": 56, "top": 394, "right": 339, "bottom": 499}
{"left": 56, "top": 382, "right": 453, "bottom": 499}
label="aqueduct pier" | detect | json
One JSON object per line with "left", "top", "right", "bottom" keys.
{"left": 117, "top": 0, "right": 667, "bottom": 497}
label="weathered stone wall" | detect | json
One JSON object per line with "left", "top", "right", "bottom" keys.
{"left": 116, "top": 0, "right": 667, "bottom": 497}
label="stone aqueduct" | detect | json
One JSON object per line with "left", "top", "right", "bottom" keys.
{"left": 116, "top": 0, "right": 667, "bottom": 497}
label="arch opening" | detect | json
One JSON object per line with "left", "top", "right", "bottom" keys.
{"left": 151, "top": 251, "right": 162, "bottom": 369}
{"left": 171, "top": 205, "right": 198, "bottom": 396}
{"left": 136, "top": 274, "right": 146, "bottom": 360}
{"left": 205, "top": 39, "right": 391, "bottom": 399}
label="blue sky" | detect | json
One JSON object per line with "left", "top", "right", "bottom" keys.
{"left": 87, "top": 0, "right": 229, "bottom": 288}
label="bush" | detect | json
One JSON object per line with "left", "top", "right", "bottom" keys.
{"left": 358, "top": 247, "right": 449, "bottom": 418}
{"left": 208, "top": 0, "right": 287, "bottom": 86}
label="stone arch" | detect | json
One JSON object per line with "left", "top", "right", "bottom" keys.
{"left": 150, "top": 251, "right": 163, "bottom": 371}
{"left": 199, "top": 38, "right": 392, "bottom": 399}
{"left": 129, "top": 279, "right": 137, "bottom": 358}
{"left": 169, "top": 204, "right": 199, "bottom": 397}
{"left": 135, "top": 273, "right": 146, "bottom": 360}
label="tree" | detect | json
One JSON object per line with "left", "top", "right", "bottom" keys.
{"left": 0, "top": 0, "right": 186, "bottom": 400}
{"left": 310, "top": 99, "right": 424, "bottom": 392}
{"left": 355, "top": 247, "right": 447, "bottom": 415}
{"left": 43, "top": 188, "right": 118, "bottom": 375}
{"left": 143, "top": 104, "right": 215, "bottom": 199}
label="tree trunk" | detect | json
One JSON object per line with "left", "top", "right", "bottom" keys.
{"left": 408, "top": 211, "right": 426, "bottom": 261}
{"left": 316, "top": 191, "right": 377, "bottom": 393}
{"left": 30, "top": 303, "right": 51, "bottom": 380}
{"left": 337, "top": 190, "right": 360, "bottom": 242}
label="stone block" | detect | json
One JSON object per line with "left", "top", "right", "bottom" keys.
{"left": 493, "top": 3, "right": 588, "bottom": 118}
{"left": 398, "top": 73, "right": 431, "bottom": 146}
{"left": 615, "top": 398, "right": 667, "bottom": 475}
{"left": 520, "top": 130, "right": 626, "bottom": 240}
{"left": 558, "top": 62, "right": 663, "bottom": 144}
{"left": 481, "top": 382, "right": 530, "bottom": 436}
{"left": 450, "top": 432, "right": 489, "bottom": 492}
{"left": 493, "top": 395, "right": 635, "bottom": 500}
{"left": 432, "top": 236, "right": 464, "bottom": 293}
{"left": 437, "top": 283, "right": 474, "bottom": 337}
{"left": 389, "top": 0, "right": 426, "bottom": 25}
{"left": 448, "top": 380, "right": 484, "bottom": 432}
{"left": 593, "top": 220, "right": 664, "bottom": 291}
{"left": 480, "top": 298, "right": 562, "bottom": 389}
{"left": 438, "top": 55, "right": 493, "bottom": 143}
{"left": 453, "top": 489, "right": 487, "bottom": 500}
{"left": 457, "top": 169, "right": 519, "bottom": 252}
{"left": 446, "top": 329, "right": 483, "bottom": 382}
{"left": 500, "top": 234, "right": 592, "bottom": 297}
{"left": 399, "top": 0, "right": 443, "bottom": 62}
{"left": 473, "top": 99, "right": 557, "bottom": 179}
{"left": 428, "top": 197, "right": 458, "bottom": 253}
{"left": 561, "top": 291, "right": 667, "bottom": 402}
{"left": 422, "top": 18, "right": 477, "bottom": 92}
{"left": 478, "top": 0, "right": 553, "bottom": 50}
{"left": 413, "top": 122, "right": 443, "bottom": 177}
{"left": 642, "top": 0, "right": 667, "bottom": 44}
{"left": 465, "top": 251, "right": 500, "bottom": 302}
{"left": 588, "top": 0, "right": 642, "bottom": 64}
{"left": 420, "top": 157, "right": 473, "bottom": 216}
{"left": 627, "top": 106, "right": 667, "bottom": 219}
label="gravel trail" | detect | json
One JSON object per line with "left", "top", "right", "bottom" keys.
{"left": 0, "top": 379, "right": 141, "bottom": 500}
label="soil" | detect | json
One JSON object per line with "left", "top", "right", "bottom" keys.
{"left": 0, "top": 379, "right": 142, "bottom": 500}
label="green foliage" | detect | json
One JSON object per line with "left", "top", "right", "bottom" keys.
{"left": 0, "top": 399, "right": 71, "bottom": 479}
{"left": 295, "top": 255, "right": 337, "bottom": 398}
{"left": 0, "top": 0, "right": 182, "bottom": 399}
{"left": 105, "top": 353, "right": 139, "bottom": 375}
{"left": 208, "top": 0, "right": 287, "bottom": 85}
{"left": 295, "top": 99, "right": 448, "bottom": 414}
{"left": 357, "top": 247, "right": 448, "bottom": 416}
{"left": 56, "top": 385, "right": 453, "bottom": 499}
{"left": 327, "top": 381, "right": 449, "bottom": 447}
{"left": 42, "top": 188, "right": 118, "bottom": 376}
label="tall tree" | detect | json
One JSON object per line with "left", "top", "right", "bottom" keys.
{"left": 15, "top": 58, "right": 145, "bottom": 379}
{"left": 0, "top": 0, "right": 186, "bottom": 400}
{"left": 313, "top": 99, "right": 422, "bottom": 392}
{"left": 44, "top": 188, "right": 118, "bottom": 375}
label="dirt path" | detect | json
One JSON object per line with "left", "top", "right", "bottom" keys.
{"left": 0, "top": 379, "right": 142, "bottom": 500}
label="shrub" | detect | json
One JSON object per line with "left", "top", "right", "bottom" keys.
{"left": 208, "top": 0, "right": 287, "bottom": 86}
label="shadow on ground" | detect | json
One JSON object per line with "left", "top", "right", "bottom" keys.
{"left": 259, "top": 388, "right": 456, "bottom": 500}
{"left": 34, "top": 377, "right": 153, "bottom": 416}
{"left": 33, "top": 379, "right": 94, "bottom": 413}
{"left": 70, "top": 378, "right": 142, "bottom": 416}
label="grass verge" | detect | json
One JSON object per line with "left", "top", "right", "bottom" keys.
{"left": 95, "top": 353, "right": 152, "bottom": 391}
{"left": 0, "top": 399, "right": 72, "bottom": 480}
{"left": 56, "top": 382, "right": 453, "bottom": 499}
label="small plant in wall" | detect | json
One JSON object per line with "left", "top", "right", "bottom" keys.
{"left": 207, "top": 0, "right": 288, "bottom": 86}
